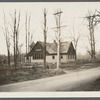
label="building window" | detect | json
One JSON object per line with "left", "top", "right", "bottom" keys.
{"left": 33, "top": 55, "right": 34, "bottom": 59}
{"left": 52, "top": 55, "right": 55, "bottom": 59}
{"left": 37, "top": 53, "right": 39, "bottom": 59}
{"left": 70, "top": 55, "right": 72, "bottom": 59}
{"left": 33, "top": 53, "right": 43, "bottom": 59}
{"left": 61, "top": 55, "right": 63, "bottom": 59}
{"left": 68, "top": 55, "right": 69, "bottom": 59}
{"left": 41, "top": 54, "right": 43, "bottom": 59}
{"left": 73, "top": 55, "right": 74, "bottom": 59}
{"left": 27, "top": 56, "right": 29, "bottom": 60}
{"left": 36, "top": 49, "right": 41, "bottom": 51}
{"left": 35, "top": 54, "right": 37, "bottom": 59}
{"left": 39, "top": 54, "right": 40, "bottom": 59}
{"left": 68, "top": 55, "right": 72, "bottom": 59}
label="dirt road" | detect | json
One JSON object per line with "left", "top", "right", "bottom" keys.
{"left": 0, "top": 67, "right": 100, "bottom": 92}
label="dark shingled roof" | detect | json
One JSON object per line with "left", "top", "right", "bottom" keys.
{"left": 29, "top": 42, "right": 35, "bottom": 50}
{"left": 25, "top": 41, "right": 72, "bottom": 56}
{"left": 46, "top": 41, "right": 71, "bottom": 54}
{"left": 33, "top": 41, "right": 71, "bottom": 54}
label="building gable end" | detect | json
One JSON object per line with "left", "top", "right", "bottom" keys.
{"left": 67, "top": 42, "right": 75, "bottom": 55}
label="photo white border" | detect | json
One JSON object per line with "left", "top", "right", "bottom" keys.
{"left": 0, "top": 2, "right": 100, "bottom": 98}
{"left": 0, "top": 92, "right": 100, "bottom": 98}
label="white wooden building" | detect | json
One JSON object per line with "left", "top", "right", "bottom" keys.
{"left": 25, "top": 41, "right": 75, "bottom": 63}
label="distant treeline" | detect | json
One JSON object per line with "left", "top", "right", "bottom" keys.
{"left": 0, "top": 53, "right": 25, "bottom": 65}
{"left": 77, "top": 51, "right": 100, "bottom": 62}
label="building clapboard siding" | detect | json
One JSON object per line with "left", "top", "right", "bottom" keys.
{"left": 25, "top": 41, "right": 76, "bottom": 63}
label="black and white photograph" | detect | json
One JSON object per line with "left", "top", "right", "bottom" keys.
{"left": 0, "top": 2, "right": 100, "bottom": 95}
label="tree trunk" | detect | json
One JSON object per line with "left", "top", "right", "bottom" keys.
{"left": 25, "top": 14, "right": 28, "bottom": 64}
{"left": 43, "top": 8, "right": 47, "bottom": 69}
{"left": 16, "top": 31, "right": 18, "bottom": 66}
{"left": 44, "top": 37, "right": 46, "bottom": 68}
{"left": 14, "top": 11, "right": 16, "bottom": 68}
{"left": 8, "top": 48, "right": 10, "bottom": 66}
{"left": 90, "top": 26, "right": 95, "bottom": 61}
{"left": 75, "top": 49, "right": 77, "bottom": 60}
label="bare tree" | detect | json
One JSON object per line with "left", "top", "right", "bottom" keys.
{"left": 18, "top": 44, "right": 23, "bottom": 66}
{"left": 3, "top": 10, "right": 21, "bottom": 68}
{"left": 43, "top": 8, "right": 48, "bottom": 68}
{"left": 3, "top": 12, "right": 10, "bottom": 66}
{"left": 85, "top": 10, "right": 100, "bottom": 61}
{"left": 13, "top": 11, "right": 16, "bottom": 68}
{"left": 25, "top": 13, "right": 28, "bottom": 56}
{"left": 16, "top": 11, "right": 21, "bottom": 66}
{"left": 25, "top": 13, "right": 31, "bottom": 62}
{"left": 68, "top": 20, "right": 83, "bottom": 60}
{"left": 12, "top": 10, "right": 21, "bottom": 68}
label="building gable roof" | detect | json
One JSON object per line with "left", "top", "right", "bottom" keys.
{"left": 29, "top": 41, "right": 72, "bottom": 55}
{"left": 29, "top": 42, "right": 35, "bottom": 50}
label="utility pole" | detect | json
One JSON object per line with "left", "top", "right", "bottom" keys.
{"left": 52, "top": 9, "right": 66, "bottom": 69}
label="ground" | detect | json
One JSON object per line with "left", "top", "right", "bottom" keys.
{"left": 69, "top": 77, "right": 100, "bottom": 91}
{"left": 0, "top": 65, "right": 65, "bottom": 85}
{"left": 0, "top": 61, "right": 100, "bottom": 91}
{"left": 0, "top": 67, "right": 100, "bottom": 91}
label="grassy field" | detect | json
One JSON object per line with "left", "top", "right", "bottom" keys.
{"left": 61, "top": 61, "right": 100, "bottom": 71}
{"left": 0, "top": 67, "right": 65, "bottom": 85}
{"left": 0, "top": 61, "right": 100, "bottom": 86}
{"left": 68, "top": 77, "right": 100, "bottom": 91}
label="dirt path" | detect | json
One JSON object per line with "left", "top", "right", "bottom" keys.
{"left": 0, "top": 67, "right": 100, "bottom": 92}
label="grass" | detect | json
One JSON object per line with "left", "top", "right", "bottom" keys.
{"left": 0, "top": 67, "right": 66, "bottom": 85}
{"left": 0, "top": 61, "right": 100, "bottom": 86}
{"left": 61, "top": 61, "right": 100, "bottom": 71}
{"left": 68, "top": 78, "right": 100, "bottom": 91}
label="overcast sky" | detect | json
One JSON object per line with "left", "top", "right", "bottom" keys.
{"left": 0, "top": 2, "right": 100, "bottom": 55}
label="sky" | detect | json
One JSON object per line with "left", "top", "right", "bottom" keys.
{"left": 0, "top": 2, "right": 100, "bottom": 55}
